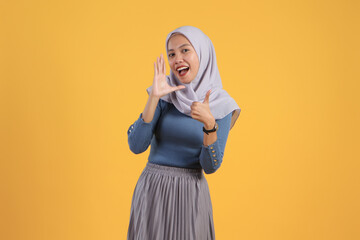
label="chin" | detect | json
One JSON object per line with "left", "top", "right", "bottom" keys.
{"left": 177, "top": 75, "right": 194, "bottom": 84}
{"left": 179, "top": 79, "right": 193, "bottom": 84}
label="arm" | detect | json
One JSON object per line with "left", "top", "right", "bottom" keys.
{"left": 199, "top": 112, "right": 232, "bottom": 174}
{"left": 142, "top": 92, "right": 160, "bottom": 123}
{"left": 127, "top": 54, "right": 185, "bottom": 154}
{"left": 127, "top": 95, "right": 162, "bottom": 154}
{"left": 202, "top": 117, "right": 217, "bottom": 146}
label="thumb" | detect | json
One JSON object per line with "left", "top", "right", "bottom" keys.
{"left": 171, "top": 85, "right": 186, "bottom": 92}
{"left": 203, "top": 90, "right": 211, "bottom": 104}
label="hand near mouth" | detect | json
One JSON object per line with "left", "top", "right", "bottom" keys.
{"left": 151, "top": 53, "right": 186, "bottom": 98}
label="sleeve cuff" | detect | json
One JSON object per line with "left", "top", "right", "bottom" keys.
{"left": 138, "top": 113, "right": 152, "bottom": 124}
{"left": 127, "top": 113, "right": 153, "bottom": 135}
{"left": 203, "top": 142, "right": 222, "bottom": 166}
{"left": 200, "top": 140, "right": 223, "bottom": 174}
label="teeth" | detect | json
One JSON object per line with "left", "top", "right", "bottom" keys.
{"left": 177, "top": 66, "right": 189, "bottom": 71}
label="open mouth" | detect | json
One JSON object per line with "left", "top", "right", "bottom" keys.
{"left": 177, "top": 66, "right": 189, "bottom": 77}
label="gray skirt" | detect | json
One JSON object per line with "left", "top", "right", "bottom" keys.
{"left": 127, "top": 162, "right": 215, "bottom": 240}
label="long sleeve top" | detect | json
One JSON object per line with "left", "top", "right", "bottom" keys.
{"left": 127, "top": 99, "right": 232, "bottom": 174}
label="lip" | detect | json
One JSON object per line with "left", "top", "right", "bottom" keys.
{"left": 176, "top": 65, "right": 189, "bottom": 71}
{"left": 175, "top": 65, "right": 190, "bottom": 79}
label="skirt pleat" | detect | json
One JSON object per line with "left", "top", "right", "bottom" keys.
{"left": 127, "top": 162, "right": 215, "bottom": 240}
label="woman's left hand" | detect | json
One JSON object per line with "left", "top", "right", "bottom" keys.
{"left": 190, "top": 90, "right": 216, "bottom": 129}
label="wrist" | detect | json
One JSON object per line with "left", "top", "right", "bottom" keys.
{"left": 203, "top": 117, "right": 216, "bottom": 130}
{"left": 149, "top": 92, "right": 160, "bottom": 101}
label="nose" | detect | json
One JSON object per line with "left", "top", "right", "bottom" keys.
{"left": 174, "top": 54, "right": 183, "bottom": 63}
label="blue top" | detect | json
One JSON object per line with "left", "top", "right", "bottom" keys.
{"left": 127, "top": 99, "right": 232, "bottom": 174}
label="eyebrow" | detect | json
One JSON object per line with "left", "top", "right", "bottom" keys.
{"left": 167, "top": 43, "right": 191, "bottom": 52}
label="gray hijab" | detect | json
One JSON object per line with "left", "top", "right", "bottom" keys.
{"left": 147, "top": 26, "right": 241, "bottom": 130}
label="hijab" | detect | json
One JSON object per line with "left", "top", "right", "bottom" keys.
{"left": 146, "top": 26, "right": 241, "bottom": 130}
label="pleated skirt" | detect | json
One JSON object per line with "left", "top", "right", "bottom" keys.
{"left": 127, "top": 162, "right": 215, "bottom": 240}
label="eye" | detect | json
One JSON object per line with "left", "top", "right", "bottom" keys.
{"left": 182, "top": 49, "right": 189, "bottom": 53}
{"left": 168, "top": 53, "right": 174, "bottom": 57}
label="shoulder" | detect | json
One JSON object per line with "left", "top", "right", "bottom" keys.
{"left": 217, "top": 112, "right": 232, "bottom": 122}
{"left": 216, "top": 112, "right": 232, "bottom": 130}
{"left": 159, "top": 98, "right": 168, "bottom": 105}
{"left": 152, "top": 98, "right": 172, "bottom": 115}
{"left": 158, "top": 98, "right": 172, "bottom": 109}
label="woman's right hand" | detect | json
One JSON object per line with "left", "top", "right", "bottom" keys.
{"left": 151, "top": 54, "right": 185, "bottom": 98}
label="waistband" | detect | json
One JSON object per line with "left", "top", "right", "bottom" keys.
{"left": 143, "top": 162, "right": 203, "bottom": 178}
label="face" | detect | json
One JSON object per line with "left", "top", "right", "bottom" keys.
{"left": 167, "top": 34, "right": 200, "bottom": 84}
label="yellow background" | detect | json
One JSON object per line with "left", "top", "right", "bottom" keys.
{"left": 1, "top": 0, "right": 359, "bottom": 239}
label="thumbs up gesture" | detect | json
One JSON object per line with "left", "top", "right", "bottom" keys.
{"left": 190, "top": 90, "right": 216, "bottom": 129}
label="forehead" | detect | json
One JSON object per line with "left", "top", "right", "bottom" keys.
{"left": 167, "top": 34, "right": 193, "bottom": 50}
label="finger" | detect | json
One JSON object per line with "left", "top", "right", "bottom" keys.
{"left": 162, "top": 54, "right": 165, "bottom": 74}
{"left": 190, "top": 105, "right": 197, "bottom": 112}
{"left": 192, "top": 101, "right": 200, "bottom": 106}
{"left": 154, "top": 61, "right": 157, "bottom": 76}
{"left": 159, "top": 55, "right": 162, "bottom": 73}
{"left": 164, "top": 54, "right": 166, "bottom": 74}
{"left": 191, "top": 111, "right": 199, "bottom": 116}
{"left": 191, "top": 112, "right": 199, "bottom": 120}
{"left": 162, "top": 55, "right": 166, "bottom": 75}
{"left": 203, "top": 90, "right": 211, "bottom": 104}
{"left": 157, "top": 57, "right": 160, "bottom": 74}
{"left": 172, "top": 85, "right": 185, "bottom": 92}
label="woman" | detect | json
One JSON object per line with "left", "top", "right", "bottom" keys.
{"left": 127, "top": 26, "right": 241, "bottom": 240}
